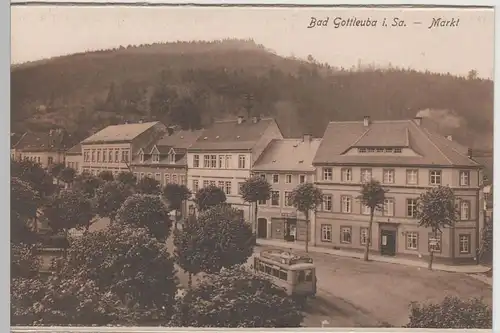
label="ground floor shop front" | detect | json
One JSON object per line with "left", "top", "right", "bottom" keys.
{"left": 256, "top": 210, "right": 311, "bottom": 242}
{"left": 314, "top": 214, "right": 479, "bottom": 264}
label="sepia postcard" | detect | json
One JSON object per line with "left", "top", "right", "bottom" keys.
{"left": 10, "top": 2, "right": 494, "bottom": 332}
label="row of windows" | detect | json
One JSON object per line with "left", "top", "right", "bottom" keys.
{"left": 258, "top": 173, "right": 308, "bottom": 185}
{"left": 320, "top": 195, "right": 472, "bottom": 220}
{"left": 192, "top": 179, "right": 237, "bottom": 196}
{"left": 192, "top": 154, "right": 247, "bottom": 169}
{"left": 83, "top": 149, "right": 130, "bottom": 164}
{"left": 18, "top": 155, "right": 56, "bottom": 165}
{"left": 256, "top": 262, "right": 288, "bottom": 281}
{"left": 357, "top": 147, "right": 403, "bottom": 154}
{"left": 133, "top": 172, "right": 187, "bottom": 186}
{"left": 320, "top": 225, "right": 472, "bottom": 254}
{"left": 66, "top": 162, "right": 79, "bottom": 170}
{"left": 321, "top": 168, "right": 471, "bottom": 187}
{"left": 139, "top": 152, "right": 176, "bottom": 164}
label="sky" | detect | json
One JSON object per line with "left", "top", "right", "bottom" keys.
{"left": 11, "top": 5, "right": 494, "bottom": 78}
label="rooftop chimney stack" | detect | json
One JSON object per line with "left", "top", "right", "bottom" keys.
{"left": 303, "top": 134, "right": 312, "bottom": 143}
{"left": 363, "top": 116, "right": 370, "bottom": 127}
{"left": 237, "top": 115, "right": 244, "bottom": 124}
{"left": 467, "top": 148, "right": 473, "bottom": 159}
{"left": 414, "top": 117, "right": 422, "bottom": 126}
{"left": 446, "top": 135, "right": 453, "bottom": 141}
{"left": 139, "top": 119, "right": 143, "bottom": 124}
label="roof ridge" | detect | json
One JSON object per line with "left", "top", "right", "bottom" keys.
{"left": 428, "top": 129, "right": 480, "bottom": 165}
{"left": 411, "top": 122, "right": 453, "bottom": 165}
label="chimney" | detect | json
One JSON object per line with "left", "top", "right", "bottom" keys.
{"left": 237, "top": 115, "right": 244, "bottom": 124}
{"left": 252, "top": 116, "right": 261, "bottom": 124}
{"left": 414, "top": 117, "right": 422, "bottom": 126}
{"left": 363, "top": 116, "right": 370, "bottom": 127}
{"left": 467, "top": 148, "right": 473, "bottom": 159}
{"left": 303, "top": 134, "right": 312, "bottom": 143}
{"left": 167, "top": 127, "right": 174, "bottom": 136}
{"left": 139, "top": 119, "right": 143, "bottom": 124}
{"left": 446, "top": 135, "right": 453, "bottom": 141}
{"left": 49, "top": 129, "right": 54, "bottom": 136}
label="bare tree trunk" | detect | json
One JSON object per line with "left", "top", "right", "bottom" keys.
{"left": 188, "top": 272, "right": 193, "bottom": 290}
{"left": 364, "top": 210, "right": 374, "bottom": 261}
{"left": 254, "top": 202, "right": 258, "bottom": 238}
{"left": 305, "top": 211, "right": 309, "bottom": 253}
{"left": 428, "top": 229, "right": 436, "bottom": 270}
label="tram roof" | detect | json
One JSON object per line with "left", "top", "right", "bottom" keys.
{"left": 259, "top": 249, "right": 314, "bottom": 266}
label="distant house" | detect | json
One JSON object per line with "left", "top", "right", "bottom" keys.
{"left": 65, "top": 143, "right": 82, "bottom": 173}
{"left": 252, "top": 135, "right": 322, "bottom": 241}
{"left": 312, "top": 116, "right": 484, "bottom": 264}
{"left": 12, "top": 129, "right": 72, "bottom": 168}
{"left": 130, "top": 127, "right": 203, "bottom": 186}
{"left": 80, "top": 121, "right": 167, "bottom": 176}
{"left": 186, "top": 115, "right": 283, "bottom": 222}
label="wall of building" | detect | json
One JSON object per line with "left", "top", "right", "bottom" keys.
{"left": 81, "top": 142, "right": 131, "bottom": 175}
{"left": 18, "top": 151, "right": 65, "bottom": 168}
{"left": 65, "top": 154, "right": 82, "bottom": 173}
{"left": 131, "top": 164, "right": 187, "bottom": 187}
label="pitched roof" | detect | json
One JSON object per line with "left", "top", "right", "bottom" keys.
{"left": 82, "top": 121, "right": 159, "bottom": 144}
{"left": 189, "top": 118, "right": 277, "bottom": 151}
{"left": 313, "top": 118, "right": 481, "bottom": 167}
{"left": 14, "top": 130, "right": 71, "bottom": 152}
{"left": 66, "top": 143, "right": 82, "bottom": 155}
{"left": 155, "top": 129, "right": 203, "bottom": 151}
{"left": 253, "top": 138, "right": 322, "bottom": 172}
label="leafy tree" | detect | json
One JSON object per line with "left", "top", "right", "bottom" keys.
{"left": 44, "top": 190, "right": 95, "bottom": 257}
{"left": 11, "top": 243, "right": 41, "bottom": 278}
{"left": 174, "top": 204, "right": 254, "bottom": 286}
{"left": 94, "top": 180, "right": 132, "bottom": 223}
{"left": 240, "top": 176, "right": 271, "bottom": 237}
{"left": 289, "top": 183, "right": 323, "bottom": 253}
{"left": 193, "top": 185, "right": 226, "bottom": 212}
{"left": 11, "top": 159, "right": 54, "bottom": 198}
{"left": 116, "top": 194, "right": 172, "bottom": 240}
{"left": 172, "top": 265, "right": 304, "bottom": 327}
{"left": 116, "top": 171, "right": 137, "bottom": 187}
{"left": 357, "top": 179, "right": 388, "bottom": 261}
{"left": 72, "top": 172, "right": 103, "bottom": 198}
{"left": 55, "top": 224, "right": 179, "bottom": 323}
{"left": 416, "top": 185, "right": 458, "bottom": 270}
{"left": 162, "top": 183, "right": 191, "bottom": 229}
{"left": 405, "top": 296, "right": 492, "bottom": 329}
{"left": 48, "top": 162, "right": 65, "bottom": 186}
{"left": 11, "top": 275, "right": 132, "bottom": 326}
{"left": 98, "top": 170, "right": 114, "bottom": 182}
{"left": 58, "top": 167, "right": 76, "bottom": 186}
{"left": 136, "top": 176, "right": 161, "bottom": 195}
{"left": 11, "top": 177, "right": 39, "bottom": 240}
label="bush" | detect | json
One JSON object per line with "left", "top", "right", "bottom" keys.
{"left": 405, "top": 296, "right": 492, "bottom": 329}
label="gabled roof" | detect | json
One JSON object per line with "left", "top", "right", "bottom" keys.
{"left": 253, "top": 138, "right": 322, "bottom": 172}
{"left": 189, "top": 118, "right": 278, "bottom": 151}
{"left": 14, "top": 130, "right": 71, "bottom": 152}
{"left": 11, "top": 133, "right": 25, "bottom": 149}
{"left": 66, "top": 143, "right": 82, "bottom": 155}
{"left": 313, "top": 118, "right": 481, "bottom": 167}
{"left": 82, "top": 121, "right": 159, "bottom": 144}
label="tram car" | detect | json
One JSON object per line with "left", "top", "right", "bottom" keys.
{"left": 254, "top": 249, "right": 317, "bottom": 298}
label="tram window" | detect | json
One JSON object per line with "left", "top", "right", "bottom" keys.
{"left": 272, "top": 268, "right": 280, "bottom": 277}
{"left": 297, "top": 270, "right": 305, "bottom": 283}
{"left": 265, "top": 265, "right": 272, "bottom": 274}
{"left": 304, "top": 269, "right": 313, "bottom": 282}
{"left": 279, "top": 270, "right": 288, "bottom": 280}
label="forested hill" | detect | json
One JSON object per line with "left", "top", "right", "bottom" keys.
{"left": 11, "top": 39, "right": 493, "bottom": 149}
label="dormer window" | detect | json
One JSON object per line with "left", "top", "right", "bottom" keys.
{"left": 152, "top": 153, "right": 160, "bottom": 163}
{"left": 139, "top": 152, "right": 144, "bottom": 163}
{"left": 168, "top": 152, "right": 175, "bottom": 164}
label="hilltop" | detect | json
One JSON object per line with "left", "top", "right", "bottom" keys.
{"left": 10, "top": 39, "right": 494, "bottom": 149}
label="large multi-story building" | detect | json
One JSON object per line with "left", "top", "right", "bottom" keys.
{"left": 12, "top": 129, "right": 72, "bottom": 168}
{"left": 252, "top": 135, "right": 321, "bottom": 241}
{"left": 130, "top": 128, "right": 202, "bottom": 187}
{"left": 80, "top": 121, "right": 167, "bottom": 176}
{"left": 186, "top": 115, "right": 283, "bottom": 221}
{"left": 312, "top": 116, "right": 483, "bottom": 264}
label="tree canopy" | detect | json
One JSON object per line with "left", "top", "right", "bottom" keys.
{"left": 193, "top": 185, "right": 227, "bottom": 212}
{"left": 136, "top": 176, "right": 161, "bottom": 195}
{"left": 94, "top": 180, "right": 132, "bottom": 221}
{"left": 44, "top": 190, "right": 95, "bottom": 233}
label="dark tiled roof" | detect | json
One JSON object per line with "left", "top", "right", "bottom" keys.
{"left": 14, "top": 130, "right": 71, "bottom": 152}
{"left": 189, "top": 118, "right": 277, "bottom": 151}
{"left": 155, "top": 129, "right": 203, "bottom": 150}
{"left": 66, "top": 143, "right": 82, "bottom": 155}
{"left": 253, "top": 138, "right": 322, "bottom": 172}
{"left": 313, "top": 118, "right": 481, "bottom": 167}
